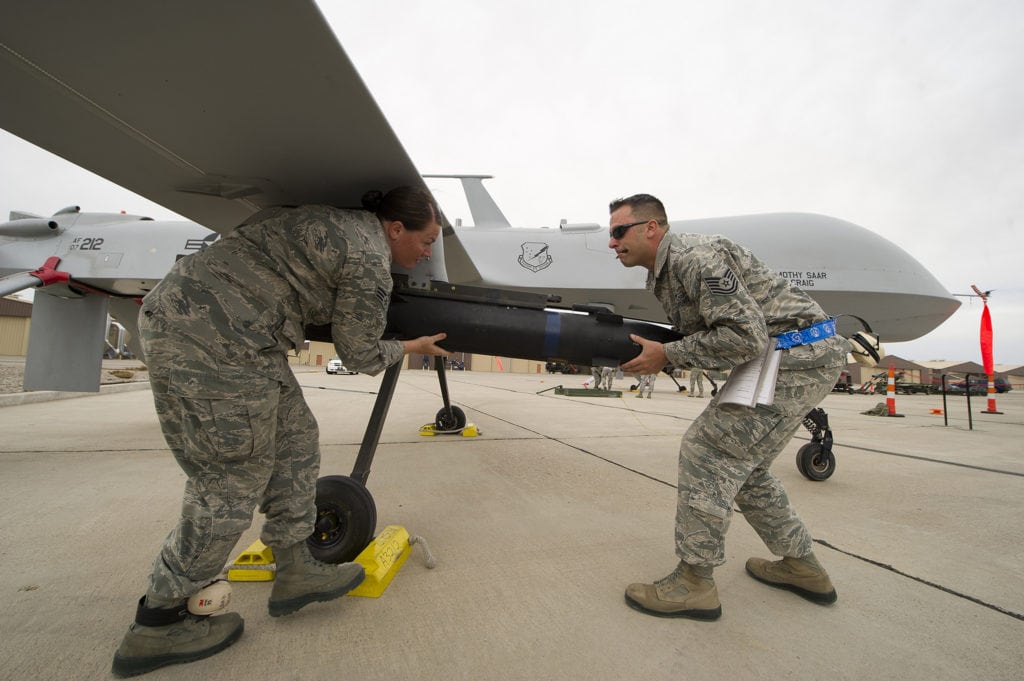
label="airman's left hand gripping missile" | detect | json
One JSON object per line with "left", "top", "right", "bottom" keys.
{"left": 307, "top": 277, "right": 682, "bottom": 368}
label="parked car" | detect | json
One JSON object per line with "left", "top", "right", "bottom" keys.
{"left": 326, "top": 357, "right": 357, "bottom": 375}
{"left": 946, "top": 377, "right": 1011, "bottom": 394}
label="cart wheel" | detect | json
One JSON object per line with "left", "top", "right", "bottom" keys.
{"left": 307, "top": 475, "right": 377, "bottom": 564}
{"left": 435, "top": 405, "right": 467, "bottom": 431}
{"left": 796, "top": 443, "right": 835, "bottom": 481}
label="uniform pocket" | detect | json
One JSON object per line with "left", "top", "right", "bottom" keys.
{"left": 687, "top": 491, "right": 731, "bottom": 521}
{"left": 167, "top": 366, "right": 276, "bottom": 462}
{"left": 167, "top": 365, "right": 267, "bottom": 400}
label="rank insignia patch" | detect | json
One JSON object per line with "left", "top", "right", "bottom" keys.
{"left": 704, "top": 268, "right": 739, "bottom": 295}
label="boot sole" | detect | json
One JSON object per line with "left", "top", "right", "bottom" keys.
{"left": 624, "top": 594, "right": 722, "bottom": 621}
{"left": 745, "top": 565, "right": 838, "bottom": 605}
{"left": 111, "top": 620, "right": 244, "bottom": 677}
{"left": 268, "top": 569, "right": 365, "bottom": 617}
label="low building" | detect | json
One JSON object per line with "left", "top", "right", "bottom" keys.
{"left": 0, "top": 296, "right": 32, "bottom": 356}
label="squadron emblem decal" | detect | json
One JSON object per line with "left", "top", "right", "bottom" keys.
{"left": 518, "top": 242, "right": 553, "bottom": 273}
{"left": 704, "top": 268, "right": 739, "bottom": 295}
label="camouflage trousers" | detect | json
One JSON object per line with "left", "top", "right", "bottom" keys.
{"left": 675, "top": 363, "right": 840, "bottom": 567}
{"left": 689, "top": 370, "right": 704, "bottom": 395}
{"left": 139, "top": 314, "right": 320, "bottom": 601}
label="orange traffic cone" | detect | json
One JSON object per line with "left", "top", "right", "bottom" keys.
{"left": 981, "top": 373, "right": 1003, "bottom": 414}
{"left": 886, "top": 364, "right": 905, "bottom": 418}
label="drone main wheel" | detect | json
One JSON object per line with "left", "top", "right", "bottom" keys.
{"left": 796, "top": 443, "right": 835, "bottom": 481}
{"left": 435, "top": 405, "right": 467, "bottom": 432}
{"left": 307, "top": 475, "right": 376, "bottom": 564}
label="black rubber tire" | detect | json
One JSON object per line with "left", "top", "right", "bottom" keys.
{"left": 307, "top": 475, "right": 376, "bottom": 564}
{"left": 435, "top": 405, "right": 467, "bottom": 431}
{"left": 796, "top": 443, "right": 836, "bottom": 481}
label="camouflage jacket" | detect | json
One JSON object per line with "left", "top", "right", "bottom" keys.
{"left": 140, "top": 205, "right": 404, "bottom": 379}
{"left": 648, "top": 231, "right": 848, "bottom": 373}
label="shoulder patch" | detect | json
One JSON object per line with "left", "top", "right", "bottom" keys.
{"left": 375, "top": 286, "right": 390, "bottom": 306}
{"left": 704, "top": 268, "right": 739, "bottom": 295}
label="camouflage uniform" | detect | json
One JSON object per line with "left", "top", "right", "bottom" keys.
{"left": 638, "top": 373, "right": 656, "bottom": 398}
{"left": 688, "top": 368, "right": 705, "bottom": 397}
{"left": 649, "top": 232, "right": 848, "bottom": 568}
{"left": 137, "top": 206, "right": 404, "bottom": 601}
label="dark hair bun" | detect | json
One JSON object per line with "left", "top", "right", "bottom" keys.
{"left": 362, "top": 185, "right": 439, "bottom": 231}
{"left": 361, "top": 190, "right": 384, "bottom": 213}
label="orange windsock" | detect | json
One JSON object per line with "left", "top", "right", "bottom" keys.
{"left": 979, "top": 301, "right": 1002, "bottom": 414}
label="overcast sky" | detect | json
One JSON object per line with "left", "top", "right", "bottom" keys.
{"left": 2, "top": 0, "right": 1022, "bottom": 364}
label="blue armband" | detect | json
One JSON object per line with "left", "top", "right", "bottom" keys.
{"left": 774, "top": 318, "right": 837, "bottom": 350}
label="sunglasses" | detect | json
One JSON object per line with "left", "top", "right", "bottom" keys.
{"left": 609, "top": 220, "right": 650, "bottom": 240}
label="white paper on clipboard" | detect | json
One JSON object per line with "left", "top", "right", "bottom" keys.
{"left": 717, "top": 343, "right": 782, "bottom": 407}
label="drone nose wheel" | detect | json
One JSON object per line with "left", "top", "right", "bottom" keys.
{"left": 796, "top": 443, "right": 836, "bottom": 481}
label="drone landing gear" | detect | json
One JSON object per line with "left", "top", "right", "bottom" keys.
{"left": 308, "top": 360, "right": 403, "bottom": 563}
{"left": 661, "top": 368, "right": 719, "bottom": 397}
{"left": 796, "top": 407, "right": 836, "bottom": 481}
{"left": 308, "top": 356, "right": 469, "bottom": 563}
{"left": 432, "top": 356, "right": 466, "bottom": 432}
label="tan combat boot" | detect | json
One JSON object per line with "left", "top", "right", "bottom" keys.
{"left": 268, "top": 540, "right": 365, "bottom": 617}
{"left": 745, "top": 555, "right": 837, "bottom": 604}
{"left": 624, "top": 563, "right": 722, "bottom": 620}
{"left": 111, "top": 597, "right": 244, "bottom": 677}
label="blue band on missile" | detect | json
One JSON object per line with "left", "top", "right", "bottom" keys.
{"left": 774, "top": 318, "right": 837, "bottom": 350}
{"left": 544, "top": 312, "right": 560, "bottom": 357}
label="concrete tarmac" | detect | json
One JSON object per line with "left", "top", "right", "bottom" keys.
{"left": 1, "top": 367, "right": 1021, "bottom": 680}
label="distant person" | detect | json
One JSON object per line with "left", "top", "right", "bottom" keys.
{"left": 591, "top": 365, "right": 603, "bottom": 389}
{"left": 608, "top": 193, "right": 848, "bottom": 621}
{"left": 423, "top": 354, "right": 431, "bottom": 370}
{"left": 112, "top": 187, "right": 450, "bottom": 677}
{"left": 688, "top": 368, "right": 705, "bottom": 397}
{"left": 601, "top": 365, "right": 615, "bottom": 391}
{"left": 636, "top": 373, "right": 656, "bottom": 398}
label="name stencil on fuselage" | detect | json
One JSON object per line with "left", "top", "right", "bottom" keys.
{"left": 777, "top": 270, "right": 829, "bottom": 288}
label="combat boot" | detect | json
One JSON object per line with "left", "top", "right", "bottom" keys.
{"left": 268, "top": 540, "right": 365, "bottom": 617}
{"left": 624, "top": 562, "right": 722, "bottom": 620}
{"left": 111, "top": 597, "right": 244, "bottom": 677}
{"left": 745, "top": 554, "right": 837, "bottom": 604}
